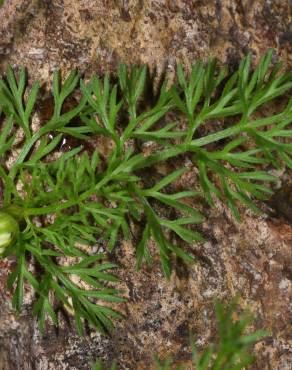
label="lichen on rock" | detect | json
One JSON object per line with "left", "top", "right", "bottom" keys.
{"left": 0, "top": 1, "right": 291, "bottom": 369}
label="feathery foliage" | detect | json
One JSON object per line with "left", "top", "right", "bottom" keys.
{"left": 0, "top": 50, "right": 291, "bottom": 333}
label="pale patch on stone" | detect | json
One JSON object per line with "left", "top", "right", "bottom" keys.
{"left": 279, "top": 278, "right": 290, "bottom": 291}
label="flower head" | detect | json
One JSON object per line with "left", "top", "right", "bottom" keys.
{"left": 0, "top": 211, "right": 19, "bottom": 253}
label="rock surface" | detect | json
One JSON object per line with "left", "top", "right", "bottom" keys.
{"left": 0, "top": 1, "right": 291, "bottom": 369}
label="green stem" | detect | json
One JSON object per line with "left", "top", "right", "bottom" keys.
{"left": 129, "top": 104, "right": 137, "bottom": 122}
{"left": 185, "top": 113, "right": 204, "bottom": 144}
{"left": 24, "top": 175, "right": 111, "bottom": 217}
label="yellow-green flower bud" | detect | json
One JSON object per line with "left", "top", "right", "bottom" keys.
{"left": 0, "top": 211, "right": 19, "bottom": 253}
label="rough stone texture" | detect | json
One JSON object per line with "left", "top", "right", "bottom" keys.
{"left": 0, "top": 0, "right": 291, "bottom": 369}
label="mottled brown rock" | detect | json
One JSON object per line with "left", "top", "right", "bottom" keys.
{"left": 0, "top": 1, "right": 291, "bottom": 369}
{"left": 269, "top": 183, "right": 292, "bottom": 224}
